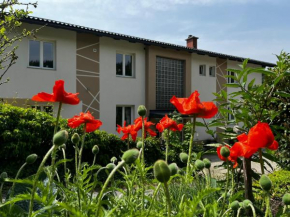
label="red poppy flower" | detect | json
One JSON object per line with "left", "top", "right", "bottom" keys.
{"left": 117, "top": 121, "right": 138, "bottom": 141}
{"left": 231, "top": 122, "right": 278, "bottom": 158}
{"left": 170, "top": 90, "right": 218, "bottom": 118}
{"left": 68, "top": 111, "right": 102, "bottom": 132}
{"left": 32, "top": 80, "right": 80, "bottom": 105}
{"left": 134, "top": 117, "right": 157, "bottom": 137}
{"left": 217, "top": 145, "right": 239, "bottom": 168}
{"left": 156, "top": 114, "right": 183, "bottom": 133}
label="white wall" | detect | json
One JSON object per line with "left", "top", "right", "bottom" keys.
{"left": 0, "top": 23, "right": 82, "bottom": 118}
{"left": 191, "top": 54, "right": 217, "bottom": 140}
{"left": 99, "top": 37, "right": 146, "bottom": 134}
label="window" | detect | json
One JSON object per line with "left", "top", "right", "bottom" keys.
{"left": 116, "top": 106, "right": 133, "bottom": 126}
{"left": 156, "top": 57, "right": 184, "bottom": 109}
{"left": 29, "top": 40, "right": 55, "bottom": 69}
{"left": 227, "top": 71, "right": 238, "bottom": 84}
{"left": 199, "top": 65, "right": 206, "bottom": 76}
{"left": 116, "top": 53, "right": 133, "bottom": 77}
{"left": 209, "top": 66, "right": 215, "bottom": 77}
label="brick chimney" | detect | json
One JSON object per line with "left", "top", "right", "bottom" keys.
{"left": 186, "top": 35, "right": 199, "bottom": 49}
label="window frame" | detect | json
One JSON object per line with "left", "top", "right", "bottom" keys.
{"left": 199, "top": 64, "right": 206, "bottom": 76}
{"left": 227, "top": 71, "right": 238, "bottom": 84}
{"left": 29, "top": 104, "right": 53, "bottom": 114}
{"left": 116, "top": 51, "right": 135, "bottom": 78}
{"left": 209, "top": 66, "right": 216, "bottom": 77}
{"left": 116, "top": 105, "right": 134, "bottom": 127}
{"left": 28, "top": 39, "right": 56, "bottom": 70}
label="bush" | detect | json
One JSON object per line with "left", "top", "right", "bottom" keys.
{"left": 0, "top": 103, "right": 166, "bottom": 177}
{"left": 268, "top": 169, "right": 290, "bottom": 199}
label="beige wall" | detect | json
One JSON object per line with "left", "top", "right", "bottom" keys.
{"left": 145, "top": 46, "right": 191, "bottom": 111}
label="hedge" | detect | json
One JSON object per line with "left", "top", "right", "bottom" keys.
{"left": 0, "top": 103, "right": 167, "bottom": 177}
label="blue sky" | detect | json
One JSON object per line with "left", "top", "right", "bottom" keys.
{"left": 26, "top": 0, "right": 289, "bottom": 63}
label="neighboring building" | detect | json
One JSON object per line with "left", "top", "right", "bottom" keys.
{"left": 0, "top": 16, "right": 275, "bottom": 140}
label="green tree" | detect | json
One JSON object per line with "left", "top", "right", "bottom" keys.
{"left": 0, "top": 0, "right": 37, "bottom": 85}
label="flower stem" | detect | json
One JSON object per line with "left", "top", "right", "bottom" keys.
{"left": 231, "top": 167, "right": 235, "bottom": 196}
{"left": 146, "top": 183, "right": 161, "bottom": 217}
{"left": 165, "top": 129, "right": 170, "bottom": 163}
{"left": 53, "top": 102, "right": 62, "bottom": 135}
{"left": 249, "top": 204, "right": 257, "bottom": 217}
{"left": 220, "top": 160, "right": 230, "bottom": 216}
{"left": 141, "top": 117, "right": 145, "bottom": 212}
{"left": 0, "top": 183, "right": 4, "bottom": 204}
{"left": 95, "top": 161, "right": 125, "bottom": 215}
{"left": 186, "top": 115, "right": 196, "bottom": 182}
{"left": 78, "top": 124, "right": 87, "bottom": 172}
{"left": 163, "top": 182, "right": 171, "bottom": 217}
{"left": 89, "top": 167, "right": 106, "bottom": 204}
{"left": 9, "top": 163, "right": 27, "bottom": 199}
{"left": 265, "top": 193, "right": 272, "bottom": 217}
{"left": 28, "top": 145, "right": 55, "bottom": 217}
{"left": 259, "top": 149, "right": 265, "bottom": 174}
{"left": 62, "top": 147, "right": 67, "bottom": 186}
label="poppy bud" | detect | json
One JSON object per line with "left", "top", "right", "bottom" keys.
{"left": 179, "top": 152, "right": 188, "bottom": 163}
{"left": 92, "top": 145, "right": 99, "bottom": 155}
{"left": 230, "top": 201, "right": 240, "bottom": 210}
{"left": 0, "top": 172, "right": 7, "bottom": 183}
{"left": 137, "top": 105, "right": 147, "bottom": 117}
{"left": 122, "top": 149, "right": 139, "bottom": 164}
{"left": 168, "top": 163, "right": 178, "bottom": 176}
{"left": 282, "top": 193, "right": 290, "bottom": 205}
{"left": 53, "top": 130, "right": 68, "bottom": 146}
{"left": 195, "top": 160, "right": 205, "bottom": 170}
{"left": 242, "top": 199, "right": 252, "bottom": 207}
{"left": 259, "top": 174, "right": 272, "bottom": 191}
{"left": 220, "top": 146, "right": 230, "bottom": 158}
{"left": 203, "top": 158, "right": 211, "bottom": 169}
{"left": 136, "top": 141, "right": 143, "bottom": 149}
{"left": 26, "top": 154, "right": 38, "bottom": 165}
{"left": 71, "top": 133, "right": 80, "bottom": 144}
{"left": 154, "top": 160, "right": 171, "bottom": 183}
{"left": 111, "top": 156, "right": 117, "bottom": 163}
{"left": 106, "top": 163, "right": 116, "bottom": 170}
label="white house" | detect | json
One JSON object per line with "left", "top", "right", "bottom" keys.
{"left": 0, "top": 16, "right": 275, "bottom": 140}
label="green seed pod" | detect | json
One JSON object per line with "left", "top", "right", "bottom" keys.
{"left": 179, "top": 152, "right": 188, "bottom": 163}
{"left": 92, "top": 145, "right": 99, "bottom": 155}
{"left": 26, "top": 154, "right": 38, "bottom": 165}
{"left": 136, "top": 141, "right": 143, "bottom": 149}
{"left": 122, "top": 149, "right": 139, "bottom": 164}
{"left": 259, "top": 174, "right": 272, "bottom": 191}
{"left": 282, "top": 193, "right": 290, "bottom": 205}
{"left": 230, "top": 201, "right": 240, "bottom": 210}
{"left": 195, "top": 160, "right": 205, "bottom": 170}
{"left": 106, "top": 163, "right": 116, "bottom": 170}
{"left": 168, "top": 163, "right": 178, "bottom": 176}
{"left": 0, "top": 172, "right": 8, "bottom": 183}
{"left": 71, "top": 133, "right": 80, "bottom": 144}
{"left": 203, "top": 158, "right": 211, "bottom": 169}
{"left": 242, "top": 199, "right": 252, "bottom": 207}
{"left": 137, "top": 105, "right": 147, "bottom": 117}
{"left": 154, "top": 160, "right": 171, "bottom": 183}
{"left": 220, "top": 146, "right": 230, "bottom": 158}
{"left": 111, "top": 156, "right": 117, "bottom": 163}
{"left": 53, "top": 130, "right": 68, "bottom": 146}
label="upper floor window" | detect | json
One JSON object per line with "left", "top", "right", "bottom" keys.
{"left": 199, "top": 65, "right": 206, "bottom": 76}
{"left": 227, "top": 71, "right": 238, "bottom": 84}
{"left": 30, "top": 105, "right": 53, "bottom": 114}
{"left": 209, "top": 66, "right": 216, "bottom": 77}
{"left": 116, "top": 53, "right": 134, "bottom": 77}
{"left": 29, "top": 40, "right": 55, "bottom": 69}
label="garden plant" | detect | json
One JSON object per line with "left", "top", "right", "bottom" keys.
{"left": 0, "top": 53, "right": 289, "bottom": 217}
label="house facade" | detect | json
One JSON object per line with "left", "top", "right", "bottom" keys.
{"left": 0, "top": 16, "right": 275, "bottom": 140}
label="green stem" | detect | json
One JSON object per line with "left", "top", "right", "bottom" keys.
{"left": 75, "top": 145, "right": 78, "bottom": 175}
{"left": 141, "top": 117, "right": 145, "bottom": 212}
{"left": 186, "top": 115, "right": 196, "bottom": 182}
{"left": 127, "top": 137, "right": 130, "bottom": 150}
{"left": 163, "top": 182, "right": 171, "bottom": 217}
{"left": 259, "top": 149, "right": 265, "bottom": 174}
{"left": 265, "top": 193, "right": 272, "bottom": 217}
{"left": 165, "top": 130, "right": 169, "bottom": 163}
{"left": 95, "top": 161, "right": 125, "bottom": 215}
{"left": 54, "top": 102, "right": 62, "bottom": 135}
{"left": 78, "top": 124, "right": 87, "bottom": 172}
{"left": 283, "top": 205, "right": 287, "bottom": 214}
{"left": 249, "top": 204, "right": 257, "bottom": 217}
{"left": 146, "top": 183, "right": 161, "bottom": 217}
{"left": 28, "top": 145, "right": 55, "bottom": 217}
{"left": 237, "top": 207, "right": 242, "bottom": 217}
{"left": 231, "top": 167, "right": 235, "bottom": 196}
{"left": 90, "top": 167, "right": 106, "bottom": 204}
{"left": 208, "top": 168, "right": 212, "bottom": 188}
{"left": 10, "top": 163, "right": 27, "bottom": 199}
{"left": 0, "top": 183, "right": 4, "bottom": 204}
{"left": 220, "top": 160, "right": 230, "bottom": 216}
{"left": 221, "top": 209, "right": 231, "bottom": 217}
{"left": 62, "top": 147, "right": 67, "bottom": 186}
